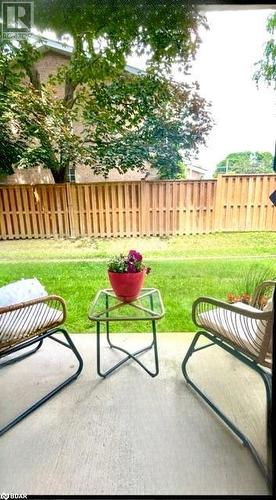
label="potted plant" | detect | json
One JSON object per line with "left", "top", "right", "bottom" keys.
{"left": 108, "top": 250, "right": 151, "bottom": 302}
{"left": 226, "top": 264, "right": 273, "bottom": 309}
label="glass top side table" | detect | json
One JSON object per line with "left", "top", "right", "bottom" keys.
{"left": 88, "top": 288, "right": 165, "bottom": 378}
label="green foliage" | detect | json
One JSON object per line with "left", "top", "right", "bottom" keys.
{"left": 83, "top": 74, "right": 212, "bottom": 178}
{"left": 1, "top": 56, "right": 211, "bottom": 180}
{"left": 254, "top": 12, "right": 276, "bottom": 87}
{"left": 108, "top": 255, "right": 128, "bottom": 273}
{"left": 0, "top": 2, "right": 212, "bottom": 181}
{"left": 108, "top": 250, "right": 147, "bottom": 273}
{"left": 233, "top": 263, "right": 275, "bottom": 297}
{"left": 0, "top": 80, "right": 86, "bottom": 181}
{"left": 175, "top": 162, "right": 187, "bottom": 179}
{"left": 214, "top": 151, "right": 273, "bottom": 176}
{"left": 31, "top": 0, "right": 207, "bottom": 84}
{"left": 0, "top": 45, "right": 23, "bottom": 174}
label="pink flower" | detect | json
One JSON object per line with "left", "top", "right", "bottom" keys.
{"left": 127, "top": 262, "right": 137, "bottom": 273}
{"left": 129, "top": 250, "right": 143, "bottom": 262}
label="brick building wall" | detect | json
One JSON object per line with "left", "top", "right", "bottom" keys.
{"left": 35, "top": 50, "right": 68, "bottom": 96}
{"left": 0, "top": 166, "right": 54, "bottom": 185}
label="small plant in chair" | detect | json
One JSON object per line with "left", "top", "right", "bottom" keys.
{"left": 226, "top": 264, "right": 274, "bottom": 308}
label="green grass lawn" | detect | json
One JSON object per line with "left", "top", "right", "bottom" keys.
{"left": 1, "top": 231, "right": 276, "bottom": 261}
{"left": 0, "top": 252, "right": 275, "bottom": 332}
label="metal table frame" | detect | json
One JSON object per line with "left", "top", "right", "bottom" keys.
{"left": 88, "top": 288, "right": 165, "bottom": 378}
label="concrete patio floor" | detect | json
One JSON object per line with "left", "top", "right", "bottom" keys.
{"left": 0, "top": 332, "right": 269, "bottom": 496}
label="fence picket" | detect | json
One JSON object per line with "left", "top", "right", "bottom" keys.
{"left": 0, "top": 174, "right": 275, "bottom": 239}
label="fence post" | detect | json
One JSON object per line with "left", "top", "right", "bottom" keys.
{"left": 214, "top": 174, "right": 224, "bottom": 232}
{"left": 66, "top": 183, "right": 76, "bottom": 238}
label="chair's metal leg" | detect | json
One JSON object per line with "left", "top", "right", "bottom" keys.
{"left": 258, "top": 369, "right": 272, "bottom": 484}
{"left": 0, "top": 329, "right": 83, "bottom": 437}
{"left": 181, "top": 331, "right": 272, "bottom": 490}
{"left": 182, "top": 332, "right": 202, "bottom": 382}
{"left": 182, "top": 332, "right": 250, "bottom": 445}
{"left": 0, "top": 339, "right": 43, "bottom": 368}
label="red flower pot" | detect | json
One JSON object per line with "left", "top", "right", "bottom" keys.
{"left": 108, "top": 270, "right": 146, "bottom": 302}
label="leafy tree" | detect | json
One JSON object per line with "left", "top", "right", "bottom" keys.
{"left": 254, "top": 12, "right": 276, "bottom": 87}
{"left": 0, "top": 82, "right": 87, "bottom": 182}
{"left": 0, "top": 41, "right": 33, "bottom": 175}
{"left": 0, "top": 1, "right": 212, "bottom": 181}
{"left": 83, "top": 74, "right": 212, "bottom": 179}
{"left": 1, "top": 70, "right": 211, "bottom": 181}
{"left": 0, "top": 40, "right": 86, "bottom": 181}
{"left": 32, "top": 0, "right": 207, "bottom": 93}
{"left": 214, "top": 151, "right": 273, "bottom": 177}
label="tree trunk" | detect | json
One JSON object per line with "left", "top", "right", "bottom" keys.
{"left": 63, "top": 34, "right": 81, "bottom": 107}
{"left": 64, "top": 77, "right": 76, "bottom": 107}
{"left": 29, "top": 66, "right": 41, "bottom": 91}
{"left": 62, "top": 76, "right": 77, "bottom": 180}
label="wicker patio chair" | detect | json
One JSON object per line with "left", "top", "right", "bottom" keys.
{"left": 182, "top": 280, "right": 274, "bottom": 487}
{"left": 0, "top": 294, "right": 83, "bottom": 436}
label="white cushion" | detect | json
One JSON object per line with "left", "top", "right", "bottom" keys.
{"left": 0, "top": 303, "right": 63, "bottom": 345}
{"left": 199, "top": 302, "right": 269, "bottom": 357}
{"left": 0, "top": 278, "right": 47, "bottom": 307}
{"left": 263, "top": 298, "right": 273, "bottom": 312}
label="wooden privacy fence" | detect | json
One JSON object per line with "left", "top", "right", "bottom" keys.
{"left": 0, "top": 174, "right": 275, "bottom": 240}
